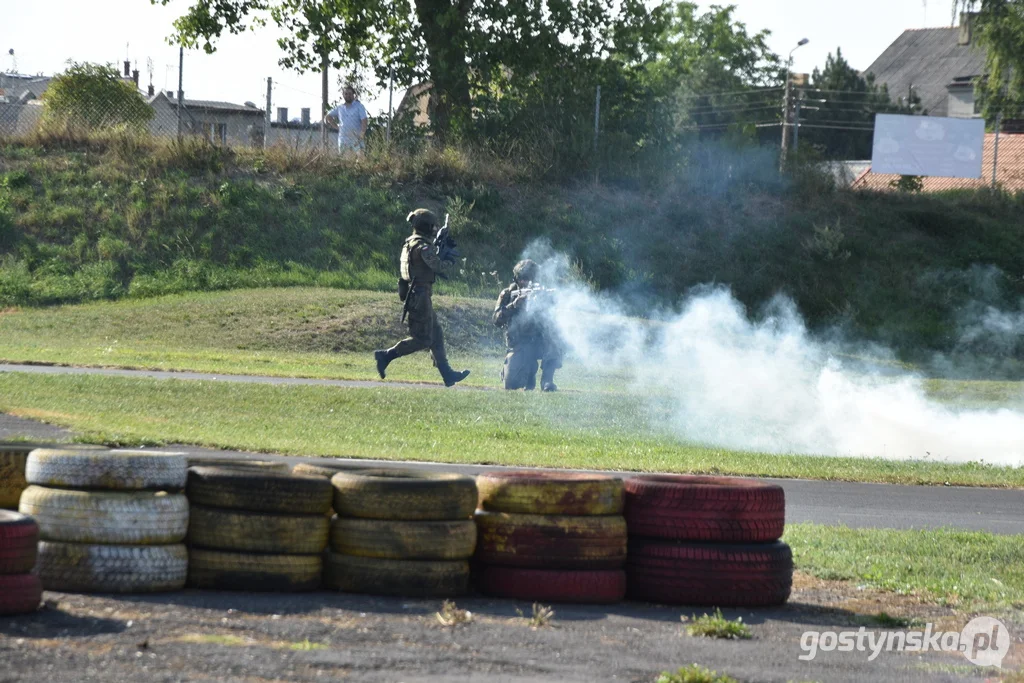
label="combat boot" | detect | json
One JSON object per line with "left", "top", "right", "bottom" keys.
{"left": 374, "top": 349, "right": 396, "bottom": 379}
{"left": 540, "top": 366, "right": 558, "bottom": 392}
{"left": 439, "top": 364, "right": 470, "bottom": 387}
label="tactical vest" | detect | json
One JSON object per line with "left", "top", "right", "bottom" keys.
{"left": 400, "top": 234, "right": 436, "bottom": 284}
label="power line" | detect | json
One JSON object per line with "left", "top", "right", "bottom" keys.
{"left": 677, "top": 87, "right": 784, "bottom": 101}
{"left": 685, "top": 103, "right": 782, "bottom": 115}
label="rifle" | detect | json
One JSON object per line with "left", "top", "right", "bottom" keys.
{"left": 401, "top": 278, "right": 416, "bottom": 324}
{"left": 509, "top": 285, "right": 557, "bottom": 309}
{"left": 434, "top": 213, "right": 460, "bottom": 263}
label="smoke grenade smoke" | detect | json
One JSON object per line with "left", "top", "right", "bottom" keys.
{"left": 523, "top": 245, "right": 1024, "bottom": 466}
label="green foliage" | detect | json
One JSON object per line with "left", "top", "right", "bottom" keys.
{"left": 890, "top": 175, "right": 924, "bottom": 193}
{"left": 799, "top": 48, "right": 917, "bottom": 159}
{"left": 953, "top": 1, "right": 1024, "bottom": 121}
{"left": 42, "top": 62, "right": 155, "bottom": 131}
{"left": 684, "top": 609, "right": 752, "bottom": 640}
{"left": 656, "top": 665, "right": 739, "bottom": 683}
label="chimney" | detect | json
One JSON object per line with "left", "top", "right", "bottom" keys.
{"left": 123, "top": 60, "right": 131, "bottom": 77}
{"left": 178, "top": 90, "right": 184, "bottom": 102}
{"left": 147, "top": 83, "right": 154, "bottom": 97}
{"left": 131, "top": 69, "right": 139, "bottom": 86}
{"left": 277, "top": 107, "right": 288, "bottom": 124}
{"left": 301, "top": 108, "right": 310, "bottom": 126}
{"left": 959, "top": 12, "right": 976, "bottom": 45}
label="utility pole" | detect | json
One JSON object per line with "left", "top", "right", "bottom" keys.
{"left": 386, "top": 64, "right": 394, "bottom": 146}
{"left": 780, "top": 38, "right": 809, "bottom": 170}
{"left": 321, "top": 53, "right": 329, "bottom": 151}
{"left": 793, "top": 94, "right": 802, "bottom": 153}
{"left": 176, "top": 47, "right": 184, "bottom": 140}
{"left": 265, "top": 77, "right": 272, "bottom": 150}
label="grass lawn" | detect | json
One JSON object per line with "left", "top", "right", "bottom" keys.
{"left": 0, "top": 371, "right": 1020, "bottom": 487}
{"left": 786, "top": 523, "right": 1024, "bottom": 612}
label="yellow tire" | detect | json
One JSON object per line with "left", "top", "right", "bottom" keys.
{"left": 331, "top": 469, "right": 477, "bottom": 521}
{"left": 475, "top": 511, "right": 627, "bottom": 569}
{"left": 188, "top": 504, "right": 329, "bottom": 554}
{"left": 330, "top": 517, "right": 476, "bottom": 560}
{"left": 477, "top": 471, "right": 624, "bottom": 515}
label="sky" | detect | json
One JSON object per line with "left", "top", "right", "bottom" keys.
{"left": 4, "top": 0, "right": 960, "bottom": 119}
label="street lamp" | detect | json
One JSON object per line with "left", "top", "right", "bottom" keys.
{"left": 780, "top": 38, "right": 809, "bottom": 169}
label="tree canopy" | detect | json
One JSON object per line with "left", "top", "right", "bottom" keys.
{"left": 42, "top": 62, "right": 154, "bottom": 130}
{"left": 953, "top": 1, "right": 1024, "bottom": 121}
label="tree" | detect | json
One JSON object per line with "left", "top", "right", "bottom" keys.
{"left": 42, "top": 62, "right": 154, "bottom": 130}
{"left": 152, "top": 0, "right": 661, "bottom": 139}
{"left": 953, "top": 1, "right": 1024, "bottom": 121}
{"left": 797, "top": 48, "right": 913, "bottom": 159}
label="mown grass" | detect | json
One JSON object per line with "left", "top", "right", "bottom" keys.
{"left": 0, "top": 372, "right": 1020, "bottom": 486}
{"left": 786, "top": 523, "right": 1024, "bottom": 611}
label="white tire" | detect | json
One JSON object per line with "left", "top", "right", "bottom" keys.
{"left": 37, "top": 541, "right": 187, "bottom": 593}
{"left": 26, "top": 448, "right": 187, "bottom": 490}
{"left": 19, "top": 486, "right": 188, "bottom": 544}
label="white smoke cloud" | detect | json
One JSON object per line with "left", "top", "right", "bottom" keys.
{"left": 527, "top": 250, "right": 1024, "bottom": 466}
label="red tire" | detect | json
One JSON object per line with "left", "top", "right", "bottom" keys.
{"left": 626, "top": 538, "right": 792, "bottom": 607}
{"left": 0, "top": 573, "right": 42, "bottom": 615}
{"left": 0, "top": 510, "right": 39, "bottom": 574}
{"left": 624, "top": 475, "right": 784, "bottom": 543}
{"left": 477, "top": 566, "right": 626, "bottom": 604}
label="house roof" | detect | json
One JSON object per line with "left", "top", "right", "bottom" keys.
{"left": 150, "top": 92, "right": 263, "bottom": 114}
{"left": 863, "top": 27, "right": 988, "bottom": 117}
{"left": 852, "top": 133, "right": 1024, "bottom": 192}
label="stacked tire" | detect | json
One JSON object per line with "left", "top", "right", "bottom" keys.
{"left": 185, "top": 467, "right": 332, "bottom": 591}
{"left": 324, "top": 469, "right": 478, "bottom": 598}
{"left": 474, "top": 471, "right": 628, "bottom": 604}
{"left": 19, "top": 448, "right": 190, "bottom": 593}
{"left": 0, "top": 510, "right": 42, "bottom": 614}
{"left": 624, "top": 475, "right": 791, "bottom": 606}
{"left": 1, "top": 443, "right": 105, "bottom": 509}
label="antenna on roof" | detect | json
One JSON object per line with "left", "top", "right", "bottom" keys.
{"left": 7, "top": 48, "right": 16, "bottom": 74}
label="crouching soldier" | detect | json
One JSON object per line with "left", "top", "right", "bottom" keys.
{"left": 493, "top": 259, "right": 564, "bottom": 391}
{"left": 374, "top": 209, "right": 470, "bottom": 387}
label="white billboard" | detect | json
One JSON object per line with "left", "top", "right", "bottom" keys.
{"left": 871, "top": 114, "right": 985, "bottom": 178}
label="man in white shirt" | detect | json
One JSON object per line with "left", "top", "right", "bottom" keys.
{"left": 326, "top": 85, "right": 368, "bottom": 153}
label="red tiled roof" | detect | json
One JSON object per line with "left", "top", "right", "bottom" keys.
{"left": 852, "top": 133, "right": 1024, "bottom": 192}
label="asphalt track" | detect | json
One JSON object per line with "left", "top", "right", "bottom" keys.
{"left": 1, "top": 362, "right": 1022, "bottom": 535}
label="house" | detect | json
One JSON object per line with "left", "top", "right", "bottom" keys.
{"left": 265, "top": 106, "right": 338, "bottom": 149}
{"left": 396, "top": 81, "right": 432, "bottom": 128}
{"left": 0, "top": 73, "right": 52, "bottom": 103}
{"left": 852, "top": 133, "right": 1024, "bottom": 192}
{"left": 863, "top": 13, "right": 988, "bottom": 118}
{"left": 148, "top": 91, "right": 265, "bottom": 145}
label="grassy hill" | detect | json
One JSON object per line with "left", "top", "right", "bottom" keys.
{"left": 2, "top": 133, "right": 1024, "bottom": 368}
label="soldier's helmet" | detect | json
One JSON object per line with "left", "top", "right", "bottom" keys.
{"left": 407, "top": 208, "right": 438, "bottom": 234}
{"left": 513, "top": 259, "right": 539, "bottom": 283}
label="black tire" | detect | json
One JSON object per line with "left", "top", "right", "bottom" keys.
{"left": 330, "top": 517, "right": 476, "bottom": 560}
{"left": 37, "top": 541, "right": 188, "bottom": 593}
{"left": 475, "top": 511, "right": 627, "bottom": 569}
{"left": 187, "top": 548, "right": 322, "bottom": 592}
{"left": 626, "top": 539, "right": 793, "bottom": 607}
{"left": 188, "top": 504, "right": 329, "bottom": 554}
{"left": 331, "top": 469, "right": 477, "bottom": 521}
{"left": 324, "top": 551, "right": 469, "bottom": 597}
{"left": 187, "top": 467, "right": 332, "bottom": 514}
{"left": 0, "top": 510, "right": 39, "bottom": 574}
{"left": 186, "top": 457, "right": 291, "bottom": 473}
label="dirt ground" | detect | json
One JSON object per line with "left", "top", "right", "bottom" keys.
{"left": 1, "top": 572, "right": 1019, "bottom": 683}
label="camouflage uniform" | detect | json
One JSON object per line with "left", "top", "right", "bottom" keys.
{"left": 493, "top": 260, "right": 564, "bottom": 391}
{"left": 374, "top": 210, "right": 470, "bottom": 387}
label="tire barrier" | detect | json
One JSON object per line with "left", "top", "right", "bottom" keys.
{"left": 0, "top": 443, "right": 105, "bottom": 509}
{"left": 0, "top": 510, "right": 41, "bottom": 615}
{"left": 477, "top": 566, "right": 627, "bottom": 604}
{"left": 27, "top": 448, "right": 187, "bottom": 491}
{"left": 477, "top": 471, "right": 624, "bottom": 516}
{"left": 187, "top": 467, "right": 333, "bottom": 514}
{"left": 186, "top": 457, "right": 291, "bottom": 473}
{"left": 473, "top": 470, "right": 627, "bottom": 604}
{"left": 20, "top": 448, "right": 189, "bottom": 594}
{"left": 625, "top": 539, "right": 793, "bottom": 606}
{"left": 331, "top": 469, "right": 477, "bottom": 521}
{"left": 623, "top": 475, "right": 785, "bottom": 543}
{"left": 36, "top": 541, "right": 189, "bottom": 594}
{"left": 326, "top": 469, "right": 477, "bottom": 597}
{"left": 185, "top": 468, "right": 332, "bottom": 591}
{"left": 623, "top": 474, "right": 791, "bottom": 607}
{"left": 187, "top": 548, "right": 322, "bottom": 592}
{"left": 292, "top": 461, "right": 371, "bottom": 479}
{"left": 324, "top": 552, "right": 470, "bottom": 598}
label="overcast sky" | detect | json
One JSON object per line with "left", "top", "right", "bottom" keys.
{"left": 4, "top": 0, "right": 957, "bottom": 118}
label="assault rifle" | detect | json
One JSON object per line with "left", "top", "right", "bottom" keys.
{"left": 434, "top": 213, "right": 460, "bottom": 263}
{"left": 509, "top": 284, "right": 557, "bottom": 309}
